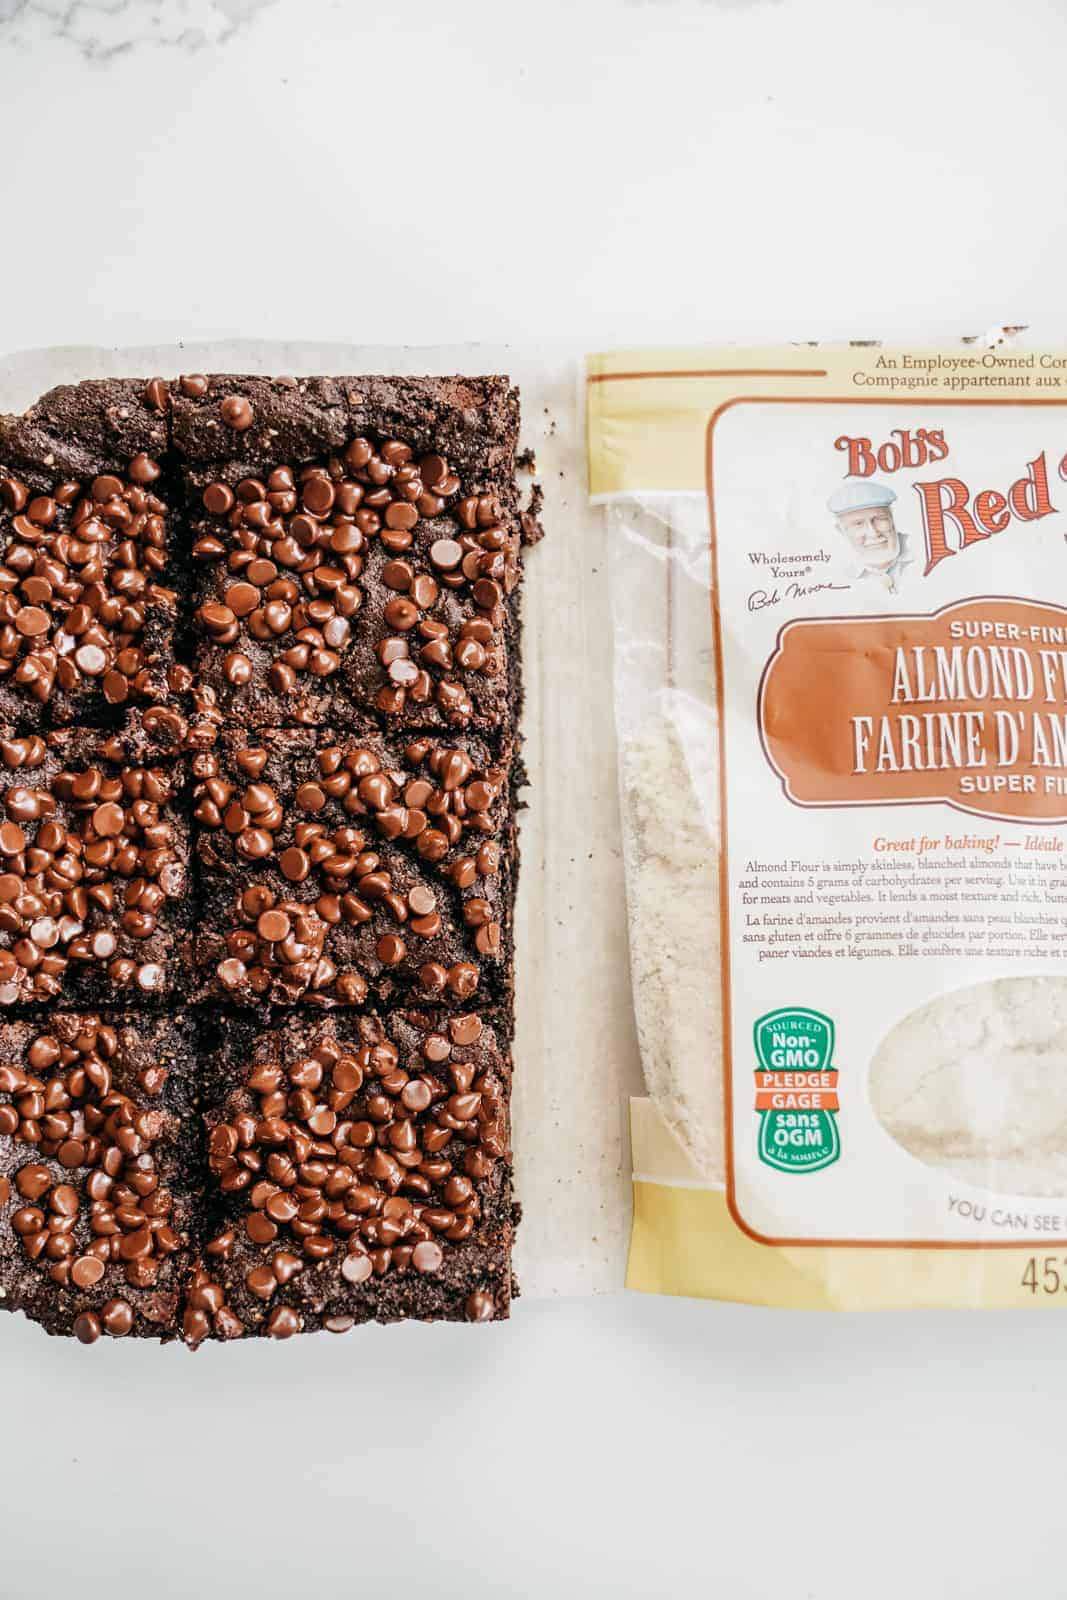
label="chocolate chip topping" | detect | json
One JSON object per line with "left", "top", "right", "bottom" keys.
{"left": 0, "top": 731, "right": 189, "bottom": 1004}
{"left": 190, "top": 442, "right": 519, "bottom": 731}
{"left": 0, "top": 1013, "right": 194, "bottom": 1340}
{"left": 183, "top": 1009, "right": 512, "bottom": 1343}
{"left": 192, "top": 728, "right": 509, "bottom": 1008}
{"left": 0, "top": 461, "right": 176, "bottom": 719}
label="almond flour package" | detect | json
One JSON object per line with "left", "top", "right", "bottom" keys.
{"left": 589, "top": 341, "right": 1067, "bottom": 1309}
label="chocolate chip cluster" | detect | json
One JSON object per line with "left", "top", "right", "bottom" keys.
{"left": 193, "top": 437, "right": 517, "bottom": 726}
{"left": 193, "top": 731, "right": 506, "bottom": 1008}
{"left": 0, "top": 462, "right": 174, "bottom": 712}
{"left": 373, "top": 488, "right": 513, "bottom": 723}
{"left": 0, "top": 735, "right": 187, "bottom": 1001}
{"left": 189, "top": 1014, "right": 508, "bottom": 1342}
{"left": 0, "top": 1016, "right": 181, "bottom": 1344}
{"left": 215, "top": 892, "right": 340, "bottom": 1005}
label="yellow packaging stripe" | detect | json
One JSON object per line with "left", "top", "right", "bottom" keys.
{"left": 586, "top": 345, "right": 1052, "bottom": 498}
{"left": 587, "top": 348, "right": 835, "bottom": 497}
{"left": 629, "top": 1180, "right": 1067, "bottom": 1311}
{"left": 628, "top": 1102, "right": 1065, "bottom": 1310}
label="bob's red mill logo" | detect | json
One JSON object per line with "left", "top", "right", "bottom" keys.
{"left": 833, "top": 428, "right": 1064, "bottom": 576}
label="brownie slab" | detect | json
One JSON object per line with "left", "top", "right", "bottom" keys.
{"left": 0, "top": 728, "right": 191, "bottom": 1005}
{"left": 0, "top": 370, "right": 532, "bottom": 1348}
{"left": 183, "top": 374, "right": 522, "bottom": 733}
{"left": 0, "top": 380, "right": 182, "bottom": 729}
{"left": 184, "top": 1006, "right": 513, "bottom": 1343}
{"left": 192, "top": 726, "right": 513, "bottom": 1011}
{"left": 0, "top": 1012, "right": 198, "bottom": 1343}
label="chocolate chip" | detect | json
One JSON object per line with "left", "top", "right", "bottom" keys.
{"left": 341, "top": 1251, "right": 373, "bottom": 1285}
{"left": 74, "top": 644, "right": 107, "bottom": 676}
{"left": 13, "top": 605, "right": 48, "bottom": 639}
{"left": 257, "top": 909, "right": 290, "bottom": 942}
{"left": 412, "top": 1241, "right": 443, "bottom": 1274}
{"left": 203, "top": 482, "right": 235, "bottom": 515}
{"left": 223, "top": 651, "right": 252, "bottom": 686}
{"left": 101, "top": 1299, "right": 134, "bottom": 1336}
{"left": 92, "top": 801, "right": 125, "bottom": 837}
{"left": 279, "top": 847, "right": 309, "bottom": 881}
{"left": 376, "top": 933, "right": 406, "bottom": 966}
{"left": 302, "top": 478, "right": 335, "bottom": 517}
{"left": 430, "top": 539, "right": 463, "bottom": 571}
{"left": 266, "top": 1306, "right": 301, "bottom": 1339}
{"left": 384, "top": 502, "right": 418, "bottom": 532}
{"left": 220, "top": 395, "right": 254, "bottom": 431}
{"left": 71, "top": 1255, "right": 105, "bottom": 1288}
{"left": 128, "top": 453, "right": 161, "bottom": 485}
{"left": 225, "top": 582, "right": 260, "bottom": 618}
{"left": 144, "top": 378, "right": 169, "bottom": 411}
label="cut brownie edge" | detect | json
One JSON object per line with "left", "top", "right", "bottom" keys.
{"left": 0, "top": 380, "right": 168, "bottom": 480}
{"left": 170, "top": 374, "right": 349, "bottom": 466}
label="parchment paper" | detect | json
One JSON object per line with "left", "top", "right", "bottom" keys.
{"left": 0, "top": 340, "right": 640, "bottom": 1298}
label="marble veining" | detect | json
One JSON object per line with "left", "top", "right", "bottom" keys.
{"left": 0, "top": 0, "right": 278, "bottom": 58}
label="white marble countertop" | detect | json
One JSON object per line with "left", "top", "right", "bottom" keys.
{"left": 2, "top": 4, "right": 1067, "bottom": 1598}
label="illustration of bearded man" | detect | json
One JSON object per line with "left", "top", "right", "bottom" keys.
{"left": 828, "top": 479, "right": 911, "bottom": 593}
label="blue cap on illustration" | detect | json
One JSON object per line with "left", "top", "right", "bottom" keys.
{"left": 827, "top": 478, "right": 897, "bottom": 515}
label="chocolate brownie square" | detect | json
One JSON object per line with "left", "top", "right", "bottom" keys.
{"left": 182, "top": 374, "right": 522, "bottom": 733}
{"left": 184, "top": 1007, "right": 513, "bottom": 1343}
{"left": 0, "top": 1011, "right": 198, "bottom": 1343}
{"left": 0, "top": 380, "right": 181, "bottom": 728}
{"left": 191, "top": 726, "right": 513, "bottom": 1011}
{"left": 0, "top": 727, "right": 191, "bottom": 1006}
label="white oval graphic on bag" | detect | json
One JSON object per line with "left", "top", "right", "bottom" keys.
{"left": 870, "top": 976, "right": 1067, "bottom": 1198}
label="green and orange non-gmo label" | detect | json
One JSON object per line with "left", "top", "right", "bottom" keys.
{"left": 754, "top": 1007, "right": 840, "bottom": 1173}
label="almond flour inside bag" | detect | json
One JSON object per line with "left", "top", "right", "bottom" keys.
{"left": 607, "top": 494, "right": 723, "bottom": 1180}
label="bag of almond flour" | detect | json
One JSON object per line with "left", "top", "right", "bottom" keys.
{"left": 589, "top": 341, "right": 1067, "bottom": 1308}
